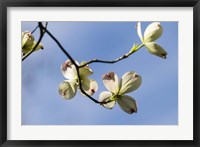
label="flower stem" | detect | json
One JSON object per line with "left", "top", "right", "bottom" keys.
{"left": 31, "top": 25, "right": 39, "bottom": 34}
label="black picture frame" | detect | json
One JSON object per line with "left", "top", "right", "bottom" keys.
{"left": 0, "top": 0, "right": 199, "bottom": 146}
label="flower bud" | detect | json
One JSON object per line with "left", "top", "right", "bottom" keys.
{"left": 129, "top": 44, "right": 139, "bottom": 54}
{"left": 22, "top": 31, "right": 34, "bottom": 48}
{"left": 145, "top": 42, "right": 167, "bottom": 59}
{"left": 22, "top": 31, "right": 44, "bottom": 55}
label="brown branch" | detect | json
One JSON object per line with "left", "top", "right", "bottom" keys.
{"left": 79, "top": 44, "right": 144, "bottom": 68}
{"left": 79, "top": 54, "right": 130, "bottom": 68}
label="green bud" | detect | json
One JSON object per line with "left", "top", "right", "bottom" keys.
{"left": 22, "top": 31, "right": 34, "bottom": 49}
{"left": 129, "top": 43, "right": 139, "bottom": 54}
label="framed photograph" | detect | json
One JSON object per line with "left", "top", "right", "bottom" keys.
{"left": 0, "top": 0, "right": 199, "bottom": 146}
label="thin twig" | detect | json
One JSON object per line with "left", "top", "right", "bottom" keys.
{"left": 79, "top": 54, "right": 130, "bottom": 68}
{"left": 79, "top": 44, "right": 144, "bottom": 68}
{"left": 31, "top": 25, "right": 39, "bottom": 34}
{"left": 43, "top": 22, "right": 48, "bottom": 33}
{"left": 39, "top": 23, "right": 75, "bottom": 64}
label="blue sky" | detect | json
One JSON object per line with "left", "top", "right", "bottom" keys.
{"left": 22, "top": 21, "right": 178, "bottom": 125}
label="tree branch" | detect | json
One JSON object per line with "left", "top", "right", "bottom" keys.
{"left": 79, "top": 44, "right": 144, "bottom": 68}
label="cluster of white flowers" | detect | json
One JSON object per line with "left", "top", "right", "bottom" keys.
{"left": 22, "top": 22, "right": 167, "bottom": 114}
{"left": 58, "top": 60, "right": 98, "bottom": 99}
{"left": 57, "top": 22, "right": 167, "bottom": 114}
{"left": 58, "top": 59, "right": 141, "bottom": 114}
{"left": 22, "top": 31, "right": 43, "bottom": 55}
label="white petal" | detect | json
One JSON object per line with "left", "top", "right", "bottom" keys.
{"left": 58, "top": 80, "right": 78, "bottom": 100}
{"left": 136, "top": 22, "right": 144, "bottom": 42}
{"left": 117, "top": 95, "right": 138, "bottom": 114}
{"left": 145, "top": 42, "right": 167, "bottom": 59}
{"left": 81, "top": 77, "right": 98, "bottom": 96}
{"left": 61, "top": 60, "right": 78, "bottom": 80}
{"left": 102, "top": 72, "right": 120, "bottom": 94}
{"left": 119, "top": 71, "right": 142, "bottom": 94}
{"left": 144, "top": 22, "right": 163, "bottom": 42}
{"left": 99, "top": 91, "right": 116, "bottom": 109}
{"left": 79, "top": 61, "right": 93, "bottom": 77}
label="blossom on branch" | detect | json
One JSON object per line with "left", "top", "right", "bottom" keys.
{"left": 22, "top": 31, "right": 44, "bottom": 55}
{"left": 136, "top": 22, "right": 167, "bottom": 59}
{"left": 58, "top": 60, "right": 98, "bottom": 100}
{"left": 99, "top": 71, "right": 141, "bottom": 114}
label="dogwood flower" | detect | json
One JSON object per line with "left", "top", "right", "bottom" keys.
{"left": 99, "top": 71, "right": 141, "bottom": 114}
{"left": 22, "top": 31, "right": 43, "bottom": 55}
{"left": 58, "top": 60, "right": 98, "bottom": 100}
{"left": 136, "top": 22, "right": 167, "bottom": 59}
